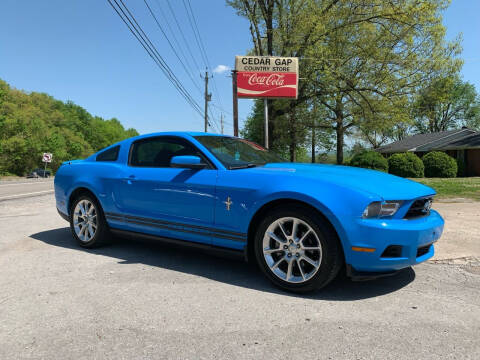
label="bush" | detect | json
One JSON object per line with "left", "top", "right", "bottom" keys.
{"left": 422, "top": 151, "right": 457, "bottom": 178}
{"left": 349, "top": 151, "right": 388, "bottom": 172}
{"left": 388, "top": 153, "right": 424, "bottom": 178}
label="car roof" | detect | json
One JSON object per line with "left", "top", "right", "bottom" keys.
{"left": 123, "top": 131, "right": 234, "bottom": 143}
{"left": 143, "top": 131, "right": 231, "bottom": 137}
{"left": 88, "top": 132, "right": 236, "bottom": 162}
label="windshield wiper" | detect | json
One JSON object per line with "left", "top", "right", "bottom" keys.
{"left": 229, "top": 163, "right": 261, "bottom": 170}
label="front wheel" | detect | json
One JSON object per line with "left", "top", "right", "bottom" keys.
{"left": 69, "top": 194, "right": 109, "bottom": 248}
{"left": 254, "top": 205, "right": 343, "bottom": 293}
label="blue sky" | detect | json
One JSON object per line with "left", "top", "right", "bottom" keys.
{"left": 0, "top": 0, "right": 478, "bottom": 136}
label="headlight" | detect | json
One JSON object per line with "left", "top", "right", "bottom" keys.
{"left": 362, "top": 201, "right": 403, "bottom": 218}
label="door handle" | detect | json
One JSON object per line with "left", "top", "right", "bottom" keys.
{"left": 124, "top": 175, "right": 136, "bottom": 184}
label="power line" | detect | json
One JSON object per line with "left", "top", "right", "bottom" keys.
{"left": 210, "top": 107, "right": 224, "bottom": 134}
{"left": 210, "top": 104, "right": 239, "bottom": 126}
{"left": 209, "top": 110, "right": 220, "bottom": 133}
{"left": 166, "top": 0, "right": 230, "bottom": 128}
{"left": 114, "top": 0, "right": 201, "bottom": 114}
{"left": 182, "top": 0, "right": 209, "bottom": 68}
{"left": 211, "top": 75, "right": 225, "bottom": 110}
{"left": 182, "top": 0, "right": 226, "bottom": 118}
{"left": 106, "top": 0, "right": 203, "bottom": 118}
{"left": 165, "top": 0, "right": 202, "bottom": 72}
{"left": 143, "top": 0, "right": 202, "bottom": 95}
{"left": 153, "top": 0, "right": 198, "bottom": 78}
{"left": 209, "top": 105, "right": 222, "bottom": 130}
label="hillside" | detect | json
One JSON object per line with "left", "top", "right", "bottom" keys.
{"left": 0, "top": 79, "right": 138, "bottom": 175}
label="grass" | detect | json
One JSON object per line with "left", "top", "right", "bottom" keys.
{"left": 412, "top": 177, "right": 480, "bottom": 201}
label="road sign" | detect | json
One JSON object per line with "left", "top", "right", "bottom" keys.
{"left": 234, "top": 56, "right": 299, "bottom": 99}
{"left": 42, "top": 153, "right": 53, "bottom": 163}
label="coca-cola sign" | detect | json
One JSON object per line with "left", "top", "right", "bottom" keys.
{"left": 237, "top": 72, "right": 297, "bottom": 98}
{"left": 248, "top": 73, "right": 285, "bottom": 86}
{"left": 235, "top": 56, "right": 298, "bottom": 99}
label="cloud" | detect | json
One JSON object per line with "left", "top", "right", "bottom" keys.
{"left": 213, "top": 64, "right": 231, "bottom": 74}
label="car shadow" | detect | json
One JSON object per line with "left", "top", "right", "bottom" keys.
{"left": 30, "top": 227, "right": 415, "bottom": 301}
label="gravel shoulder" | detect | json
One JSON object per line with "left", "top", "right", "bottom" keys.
{"left": 432, "top": 202, "right": 480, "bottom": 262}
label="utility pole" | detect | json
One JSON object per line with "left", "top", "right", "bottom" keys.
{"left": 232, "top": 70, "right": 239, "bottom": 137}
{"left": 201, "top": 69, "right": 212, "bottom": 132}
{"left": 220, "top": 113, "right": 224, "bottom": 134}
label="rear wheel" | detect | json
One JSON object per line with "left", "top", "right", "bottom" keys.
{"left": 69, "top": 194, "right": 109, "bottom": 248}
{"left": 254, "top": 205, "right": 343, "bottom": 293}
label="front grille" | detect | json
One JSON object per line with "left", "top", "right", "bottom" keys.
{"left": 404, "top": 197, "right": 433, "bottom": 219}
{"left": 416, "top": 244, "right": 431, "bottom": 257}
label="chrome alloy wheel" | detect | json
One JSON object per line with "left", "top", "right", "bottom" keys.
{"left": 262, "top": 217, "right": 322, "bottom": 283}
{"left": 73, "top": 199, "right": 97, "bottom": 243}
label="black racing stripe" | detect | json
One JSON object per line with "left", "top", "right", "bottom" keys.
{"left": 105, "top": 212, "right": 122, "bottom": 218}
{"left": 209, "top": 232, "right": 247, "bottom": 242}
{"left": 124, "top": 218, "right": 206, "bottom": 236}
{"left": 105, "top": 214, "right": 123, "bottom": 221}
{"left": 106, "top": 213, "right": 246, "bottom": 242}
{"left": 123, "top": 218, "right": 246, "bottom": 242}
{"left": 123, "top": 213, "right": 247, "bottom": 238}
{"left": 105, "top": 212, "right": 247, "bottom": 239}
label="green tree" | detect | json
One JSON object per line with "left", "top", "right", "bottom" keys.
{"left": 0, "top": 78, "right": 139, "bottom": 175}
{"left": 414, "top": 76, "right": 480, "bottom": 132}
{"left": 241, "top": 99, "right": 310, "bottom": 161}
{"left": 228, "top": 0, "right": 462, "bottom": 164}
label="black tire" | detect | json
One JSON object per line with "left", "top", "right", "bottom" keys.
{"left": 253, "top": 205, "right": 343, "bottom": 293}
{"left": 69, "top": 193, "right": 110, "bottom": 248}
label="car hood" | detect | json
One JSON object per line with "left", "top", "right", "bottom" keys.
{"left": 248, "top": 163, "right": 435, "bottom": 200}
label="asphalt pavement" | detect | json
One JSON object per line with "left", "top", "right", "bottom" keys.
{"left": 0, "top": 192, "right": 479, "bottom": 359}
{"left": 0, "top": 178, "right": 54, "bottom": 201}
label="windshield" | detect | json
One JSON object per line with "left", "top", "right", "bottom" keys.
{"left": 194, "top": 136, "right": 286, "bottom": 169}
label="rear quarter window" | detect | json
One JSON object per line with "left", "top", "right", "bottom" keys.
{"left": 96, "top": 146, "right": 120, "bottom": 162}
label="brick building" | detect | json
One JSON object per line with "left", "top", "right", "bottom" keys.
{"left": 377, "top": 128, "right": 480, "bottom": 176}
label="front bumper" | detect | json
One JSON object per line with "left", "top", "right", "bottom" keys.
{"left": 57, "top": 208, "right": 70, "bottom": 222}
{"left": 345, "top": 209, "right": 444, "bottom": 273}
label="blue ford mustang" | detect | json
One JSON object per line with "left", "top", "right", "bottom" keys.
{"left": 54, "top": 132, "right": 444, "bottom": 292}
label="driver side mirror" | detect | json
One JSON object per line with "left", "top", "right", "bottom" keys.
{"left": 170, "top": 155, "right": 207, "bottom": 169}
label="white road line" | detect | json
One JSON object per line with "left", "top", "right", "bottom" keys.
{"left": 0, "top": 181, "right": 52, "bottom": 187}
{"left": 0, "top": 190, "right": 54, "bottom": 201}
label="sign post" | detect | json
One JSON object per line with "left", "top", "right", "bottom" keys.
{"left": 42, "top": 153, "right": 52, "bottom": 175}
{"left": 232, "top": 70, "right": 239, "bottom": 137}
{"left": 264, "top": 99, "right": 269, "bottom": 148}
{"left": 234, "top": 55, "right": 299, "bottom": 147}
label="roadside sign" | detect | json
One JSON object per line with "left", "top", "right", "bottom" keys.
{"left": 234, "top": 56, "right": 299, "bottom": 99}
{"left": 42, "top": 153, "right": 53, "bottom": 163}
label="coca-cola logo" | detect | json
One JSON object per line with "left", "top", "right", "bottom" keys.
{"left": 247, "top": 73, "right": 285, "bottom": 87}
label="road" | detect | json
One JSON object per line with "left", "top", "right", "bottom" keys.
{"left": 0, "top": 193, "right": 479, "bottom": 359}
{"left": 0, "top": 178, "right": 54, "bottom": 201}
